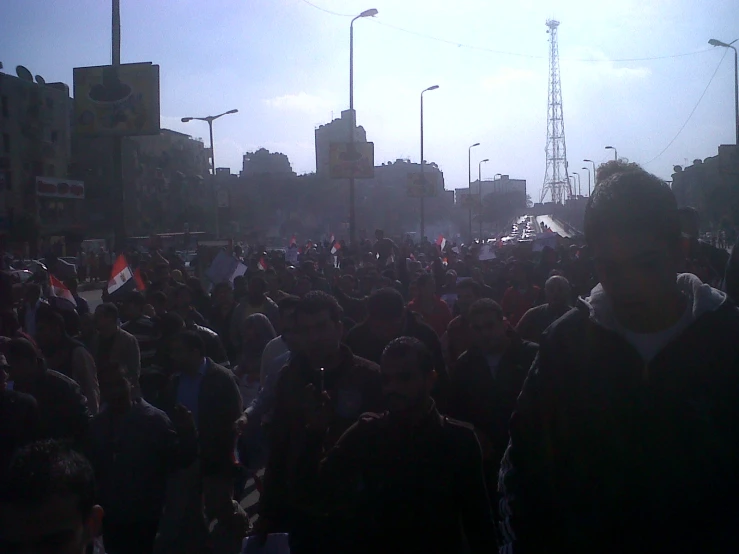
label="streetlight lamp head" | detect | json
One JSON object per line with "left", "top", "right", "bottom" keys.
{"left": 181, "top": 117, "right": 192, "bottom": 122}
{"left": 471, "top": 142, "right": 480, "bottom": 148}
{"left": 226, "top": 109, "right": 239, "bottom": 114}
{"left": 605, "top": 145, "right": 614, "bottom": 149}
{"left": 428, "top": 85, "right": 440, "bottom": 91}
{"left": 482, "top": 158, "right": 489, "bottom": 163}
{"left": 583, "top": 159, "right": 593, "bottom": 163}
{"left": 709, "top": 39, "right": 729, "bottom": 47}
{"left": 360, "top": 8, "right": 378, "bottom": 17}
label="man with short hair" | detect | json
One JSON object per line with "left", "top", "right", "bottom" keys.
{"left": 449, "top": 298, "right": 537, "bottom": 501}
{"left": 320, "top": 337, "right": 497, "bottom": 553}
{"left": 259, "top": 291, "right": 383, "bottom": 553}
{"left": 499, "top": 161, "right": 739, "bottom": 552}
{"left": 64, "top": 277, "right": 89, "bottom": 316}
{"left": 94, "top": 303, "right": 141, "bottom": 398}
{"left": 345, "top": 287, "right": 450, "bottom": 412}
{"left": 407, "top": 273, "right": 453, "bottom": 337}
{"left": 441, "top": 279, "right": 481, "bottom": 367}
{"left": 0, "top": 440, "right": 104, "bottom": 554}
{"left": 35, "top": 307, "right": 99, "bottom": 414}
{"left": 231, "top": 275, "right": 280, "bottom": 351}
{"left": 121, "top": 291, "right": 160, "bottom": 370}
{"left": 516, "top": 274, "right": 573, "bottom": 343}
{"left": 88, "top": 362, "right": 197, "bottom": 554}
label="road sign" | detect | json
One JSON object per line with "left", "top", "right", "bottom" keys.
{"left": 329, "top": 142, "right": 374, "bottom": 179}
{"left": 407, "top": 172, "right": 439, "bottom": 198}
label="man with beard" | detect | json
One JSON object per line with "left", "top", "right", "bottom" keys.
{"left": 319, "top": 337, "right": 496, "bottom": 553}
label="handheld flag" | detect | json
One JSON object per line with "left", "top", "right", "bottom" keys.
{"left": 108, "top": 255, "right": 135, "bottom": 297}
{"left": 258, "top": 257, "right": 269, "bottom": 271}
{"left": 133, "top": 268, "right": 147, "bottom": 291}
{"left": 436, "top": 235, "right": 447, "bottom": 251}
{"left": 331, "top": 241, "right": 341, "bottom": 255}
{"left": 49, "top": 275, "right": 77, "bottom": 310}
{"left": 290, "top": 235, "right": 297, "bottom": 247}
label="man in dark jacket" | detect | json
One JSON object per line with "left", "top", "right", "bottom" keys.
{"left": 320, "top": 337, "right": 497, "bottom": 554}
{"left": 515, "top": 274, "right": 572, "bottom": 343}
{"left": 258, "top": 291, "right": 383, "bottom": 554}
{"left": 499, "top": 161, "right": 739, "bottom": 553}
{"left": 6, "top": 338, "right": 91, "bottom": 446}
{"left": 0, "top": 355, "right": 39, "bottom": 478}
{"left": 344, "top": 287, "right": 451, "bottom": 412}
{"left": 449, "top": 298, "right": 537, "bottom": 499}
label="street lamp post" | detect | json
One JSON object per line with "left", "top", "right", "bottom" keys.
{"left": 181, "top": 109, "right": 239, "bottom": 237}
{"left": 573, "top": 171, "right": 581, "bottom": 197}
{"left": 420, "top": 85, "right": 439, "bottom": 241}
{"left": 605, "top": 145, "right": 618, "bottom": 161}
{"left": 348, "top": 8, "right": 378, "bottom": 248}
{"left": 478, "top": 158, "right": 489, "bottom": 241}
{"left": 581, "top": 166, "right": 591, "bottom": 197}
{"left": 467, "top": 142, "right": 480, "bottom": 244}
{"left": 583, "top": 159, "right": 596, "bottom": 195}
{"left": 568, "top": 176, "right": 576, "bottom": 199}
{"left": 708, "top": 38, "right": 739, "bottom": 145}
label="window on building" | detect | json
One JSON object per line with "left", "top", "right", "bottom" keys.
{"left": 2, "top": 133, "right": 9, "bottom": 154}
{"left": 1, "top": 96, "right": 8, "bottom": 117}
{"left": 46, "top": 97, "right": 54, "bottom": 110}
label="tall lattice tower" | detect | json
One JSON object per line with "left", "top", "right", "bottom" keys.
{"left": 540, "top": 19, "right": 571, "bottom": 204}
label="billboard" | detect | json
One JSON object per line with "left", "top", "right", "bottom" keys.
{"left": 407, "top": 172, "right": 439, "bottom": 198}
{"left": 329, "top": 142, "right": 374, "bottom": 179}
{"left": 73, "top": 62, "right": 160, "bottom": 136}
{"left": 36, "top": 177, "right": 85, "bottom": 200}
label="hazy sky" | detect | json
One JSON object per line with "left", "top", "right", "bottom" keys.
{"left": 2, "top": 0, "right": 738, "bottom": 202}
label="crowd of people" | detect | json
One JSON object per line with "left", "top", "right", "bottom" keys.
{"left": 2, "top": 159, "right": 739, "bottom": 554}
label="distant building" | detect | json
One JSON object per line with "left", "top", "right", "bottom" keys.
{"left": 0, "top": 68, "right": 77, "bottom": 249}
{"left": 314, "top": 109, "right": 367, "bottom": 176}
{"left": 73, "top": 129, "right": 210, "bottom": 237}
{"left": 671, "top": 145, "right": 739, "bottom": 228}
{"left": 241, "top": 148, "right": 293, "bottom": 176}
{"left": 455, "top": 175, "right": 526, "bottom": 205}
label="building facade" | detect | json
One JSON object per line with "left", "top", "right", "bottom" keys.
{"left": 314, "top": 109, "right": 367, "bottom": 176}
{"left": 0, "top": 67, "right": 79, "bottom": 251}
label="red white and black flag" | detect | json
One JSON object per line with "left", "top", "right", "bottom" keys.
{"left": 108, "top": 255, "right": 136, "bottom": 298}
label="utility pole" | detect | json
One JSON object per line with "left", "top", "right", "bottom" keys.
{"left": 111, "top": 0, "right": 125, "bottom": 253}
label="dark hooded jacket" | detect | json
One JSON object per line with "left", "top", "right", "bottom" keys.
{"left": 498, "top": 274, "right": 739, "bottom": 554}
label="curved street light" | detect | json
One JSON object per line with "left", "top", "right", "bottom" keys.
{"left": 420, "top": 84, "right": 440, "bottom": 239}
{"left": 605, "top": 145, "right": 618, "bottom": 161}
{"left": 708, "top": 38, "right": 738, "bottom": 144}
{"left": 478, "top": 158, "right": 489, "bottom": 241}
{"left": 467, "top": 142, "right": 480, "bottom": 243}
{"left": 583, "top": 159, "right": 596, "bottom": 195}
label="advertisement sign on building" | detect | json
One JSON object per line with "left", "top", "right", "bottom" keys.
{"left": 329, "top": 142, "right": 374, "bottom": 179}
{"left": 73, "top": 62, "right": 160, "bottom": 136}
{"left": 407, "top": 172, "right": 439, "bottom": 198}
{"left": 36, "top": 177, "right": 85, "bottom": 199}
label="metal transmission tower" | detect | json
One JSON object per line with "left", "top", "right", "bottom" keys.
{"left": 540, "top": 20, "right": 571, "bottom": 204}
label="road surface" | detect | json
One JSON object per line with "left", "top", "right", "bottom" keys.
{"left": 535, "top": 215, "right": 575, "bottom": 238}
{"left": 79, "top": 287, "right": 105, "bottom": 312}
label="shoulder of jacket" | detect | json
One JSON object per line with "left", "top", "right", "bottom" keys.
{"left": 352, "top": 354, "right": 381, "bottom": 373}
{"left": 442, "top": 415, "right": 475, "bottom": 431}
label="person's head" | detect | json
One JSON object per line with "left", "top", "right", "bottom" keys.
{"left": 64, "top": 277, "right": 79, "bottom": 295}
{"left": 380, "top": 337, "right": 436, "bottom": 415}
{"left": 294, "top": 276, "right": 312, "bottom": 297}
{"left": 241, "top": 313, "right": 276, "bottom": 358}
{"left": 264, "top": 269, "right": 280, "bottom": 294}
{"left": 248, "top": 275, "right": 268, "bottom": 302}
{"left": 339, "top": 274, "right": 357, "bottom": 295}
{"left": 0, "top": 441, "right": 103, "bottom": 554}
{"left": 6, "top": 338, "right": 43, "bottom": 384}
{"left": 544, "top": 275, "right": 572, "bottom": 308}
{"left": 35, "top": 307, "right": 67, "bottom": 350}
{"left": 280, "top": 271, "right": 296, "bottom": 293}
{"left": 122, "top": 290, "right": 146, "bottom": 321}
{"left": 508, "top": 262, "right": 530, "bottom": 289}
{"left": 295, "top": 291, "right": 343, "bottom": 366}
{"left": 470, "top": 267, "right": 485, "bottom": 284}
{"left": 468, "top": 299, "right": 508, "bottom": 353}
{"left": 585, "top": 162, "right": 682, "bottom": 328}
{"left": 414, "top": 273, "right": 435, "bottom": 300}
{"left": 375, "top": 229, "right": 384, "bottom": 241}
{"left": 456, "top": 279, "right": 481, "bottom": 317}
{"left": 300, "top": 260, "right": 317, "bottom": 278}
{"left": 444, "top": 270, "right": 457, "bottom": 289}
{"left": 79, "top": 312, "right": 96, "bottom": 339}
{"left": 171, "top": 285, "right": 192, "bottom": 311}
{"left": 98, "top": 361, "right": 132, "bottom": 409}
{"left": 148, "top": 290, "right": 168, "bottom": 316}
{"left": 232, "top": 275, "right": 247, "bottom": 295}
{"left": 94, "top": 303, "right": 119, "bottom": 338}
{"left": 277, "top": 296, "right": 302, "bottom": 353}
{"left": 678, "top": 206, "right": 700, "bottom": 240}
{"left": 170, "top": 330, "right": 206, "bottom": 374}
{"left": 153, "top": 263, "right": 170, "bottom": 284}
{"left": 24, "top": 283, "right": 41, "bottom": 305}
{"left": 366, "top": 288, "right": 406, "bottom": 343}
{"left": 212, "top": 282, "right": 234, "bottom": 307}
{"left": 159, "top": 311, "right": 186, "bottom": 339}
{"left": 170, "top": 269, "right": 184, "bottom": 284}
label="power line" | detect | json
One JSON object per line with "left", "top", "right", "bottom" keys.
{"left": 297, "top": 0, "right": 714, "bottom": 62}
{"left": 642, "top": 49, "right": 728, "bottom": 166}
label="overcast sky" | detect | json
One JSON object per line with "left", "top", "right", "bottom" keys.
{"left": 2, "top": 0, "right": 737, "bottom": 202}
